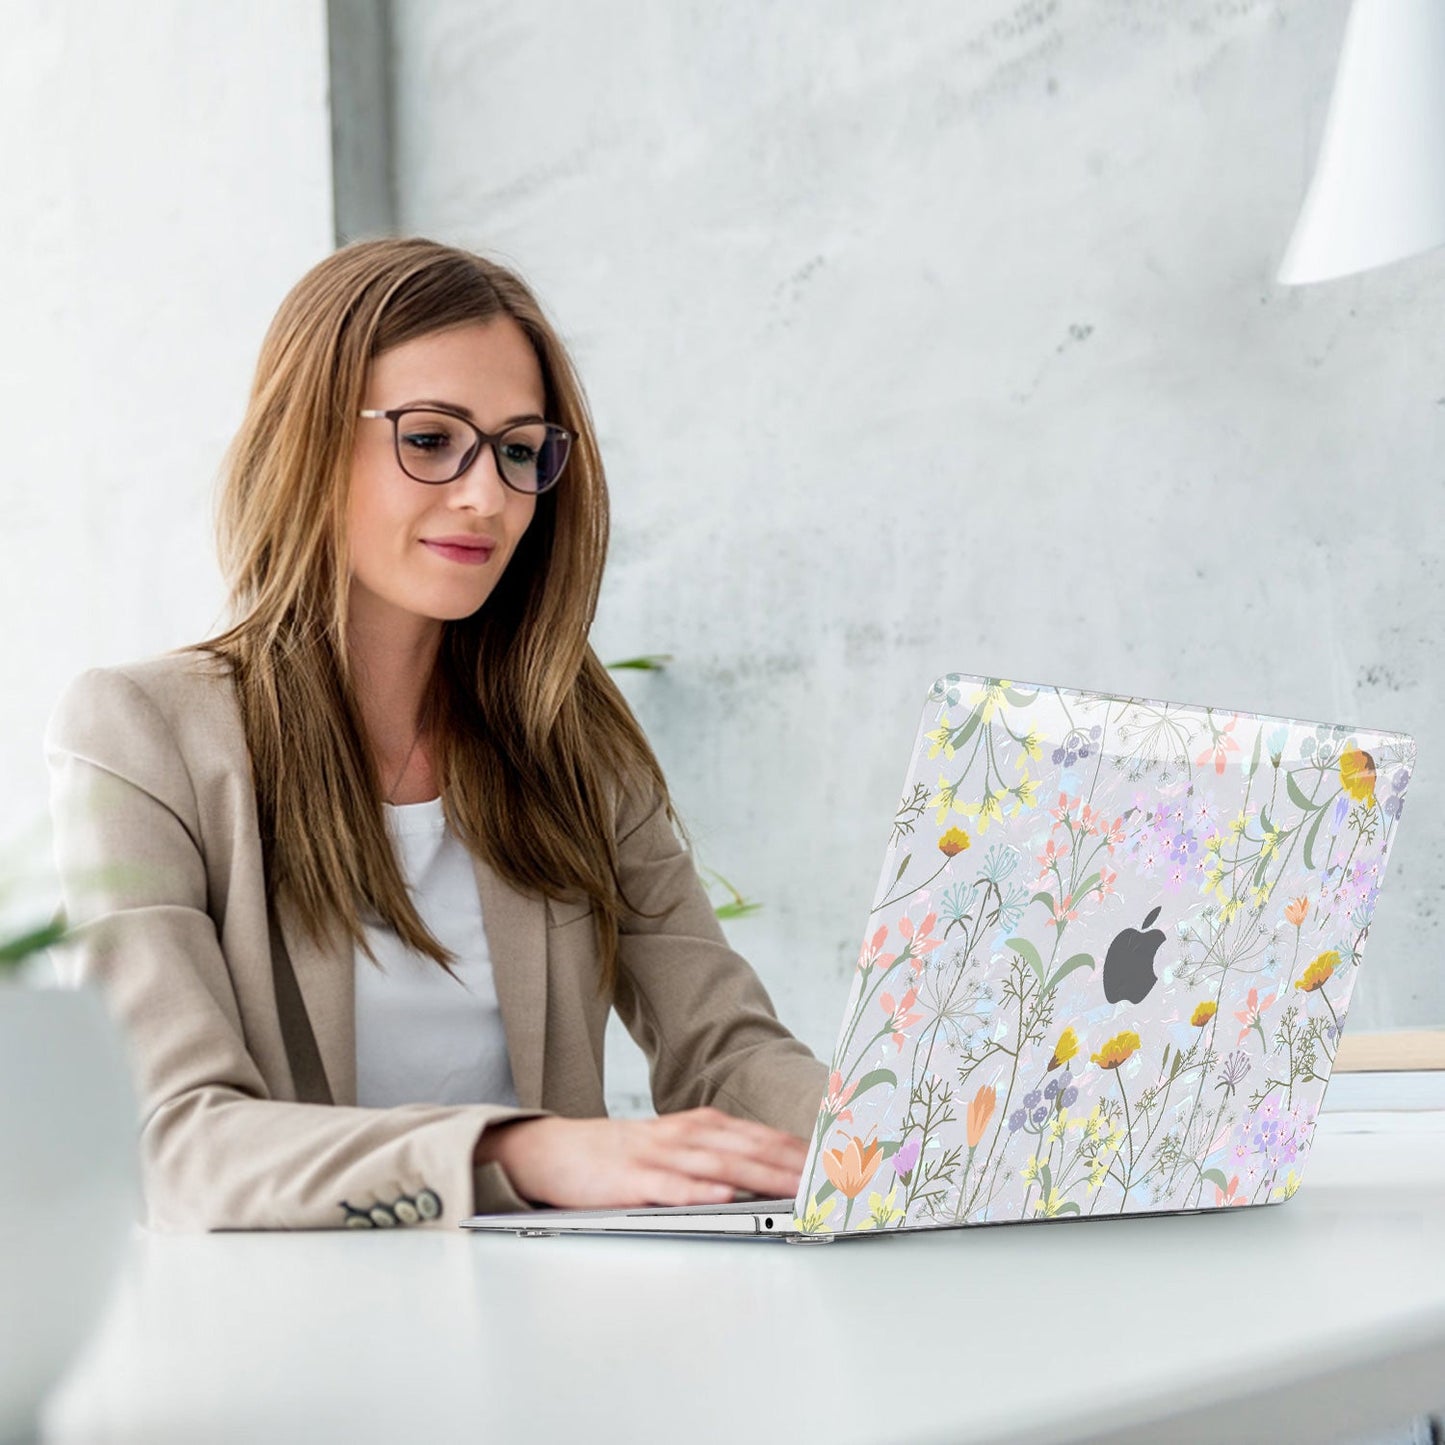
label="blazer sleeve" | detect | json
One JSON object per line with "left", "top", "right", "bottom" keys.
{"left": 43, "top": 666, "right": 551, "bottom": 1233}
{"left": 609, "top": 775, "right": 829, "bottom": 1140}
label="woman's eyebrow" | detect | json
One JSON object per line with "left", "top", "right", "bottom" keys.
{"left": 401, "top": 397, "right": 544, "bottom": 426}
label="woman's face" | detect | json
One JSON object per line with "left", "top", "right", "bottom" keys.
{"left": 347, "top": 317, "right": 544, "bottom": 632}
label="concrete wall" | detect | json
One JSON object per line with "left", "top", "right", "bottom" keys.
{"left": 382, "top": 0, "right": 1444, "bottom": 1106}
{"left": 1, "top": 0, "right": 334, "bottom": 942}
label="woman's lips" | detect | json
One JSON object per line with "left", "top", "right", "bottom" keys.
{"left": 421, "top": 540, "right": 495, "bottom": 566}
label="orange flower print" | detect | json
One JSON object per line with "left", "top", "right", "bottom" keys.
{"left": 1036, "top": 838, "right": 1071, "bottom": 870}
{"left": 821, "top": 1132, "right": 884, "bottom": 1199}
{"left": 1339, "top": 749, "right": 1377, "bottom": 807}
{"left": 1050, "top": 791, "right": 1082, "bottom": 826}
{"left": 856, "top": 925, "right": 896, "bottom": 975}
{"left": 938, "top": 826, "right": 971, "bottom": 857}
{"left": 1091, "top": 1030, "right": 1141, "bottom": 1070}
{"left": 1296, "top": 950, "right": 1340, "bottom": 993}
{"left": 1213, "top": 1174, "right": 1249, "bottom": 1208}
{"left": 820, "top": 1070, "right": 857, "bottom": 1124}
{"left": 1234, "top": 985, "right": 1277, "bottom": 1043}
{"left": 1194, "top": 715, "right": 1241, "bottom": 775}
{"left": 966, "top": 1084, "right": 997, "bottom": 1148}
{"left": 1284, "top": 895, "right": 1309, "bottom": 928}
{"left": 897, "top": 912, "right": 944, "bottom": 977}
{"left": 1046, "top": 892, "right": 1080, "bottom": 928}
{"left": 879, "top": 986, "right": 924, "bottom": 1050}
{"left": 1191, "top": 1000, "right": 1217, "bottom": 1027}
{"left": 1048, "top": 1026, "right": 1080, "bottom": 1071}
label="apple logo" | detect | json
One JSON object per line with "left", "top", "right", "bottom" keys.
{"left": 1103, "top": 907, "right": 1166, "bottom": 1004}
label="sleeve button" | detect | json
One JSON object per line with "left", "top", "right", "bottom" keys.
{"left": 368, "top": 1204, "right": 398, "bottom": 1228}
{"left": 393, "top": 1196, "right": 421, "bottom": 1225}
{"left": 414, "top": 1188, "right": 442, "bottom": 1220}
{"left": 341, "top": 1205, "right": 375, "bottom": 1229}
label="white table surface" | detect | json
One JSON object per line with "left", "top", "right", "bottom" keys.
{"left": 37, "top": 1103, "right": 1445, "bottom": 1445}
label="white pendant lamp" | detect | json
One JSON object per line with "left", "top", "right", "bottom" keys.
{"left": 1278, "top": 0, "right": 1445, "bottom": 285}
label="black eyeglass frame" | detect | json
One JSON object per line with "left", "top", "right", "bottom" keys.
{"left": 358, "top": 405, "right": 575, "bottom": 493}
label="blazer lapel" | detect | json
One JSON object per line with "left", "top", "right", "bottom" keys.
{"left": 271, "top": 856, "right": 550, "bottom": 1112}
{"left": 471, "top": 852, "right": 548, "bottom": 1110}
{"left": 274, "top": 898, "right": 355, "bottom": 1107}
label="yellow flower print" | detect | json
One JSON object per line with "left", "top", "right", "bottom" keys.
{"left": 925, "top": 723, "right": 955, "bottom": 760}
{"left": 929, "top": 774, "right": 962, "bottom": 825}
{"left": 1048, "top": 1111, "right": 1067, "bottom": 1143}
{"left": 1015, "top": 728, "right": 1042, "bottom": 771}
{"left": 1339, "top": 749, "right": 1377, "bottom": 807}
{"left": 1229, "top": 811, "right": 1248, "bottom": 839}
{"left": 1272, "top": 1170, "right": 1302, "bottom": 1201}
{"left": 1190, "top": 1000, "right": 1217, "bottom": 1027}
{"left": 1021, "top": 1154, "right": 1041, "bottom": 1184}
{"left": 1011, "top": 776, "right": 1041, "bottom": 815}
{"left": 961, "top": 790, "right": 1005, "bottom": 835}
{"left": 1091, "top": 1030, "right": 1141, "bottom": 1070}
{"left": 1048, "top": 1027, "right": 1080, "bottom": 1070}
{"left": 1035, "top": 1186, "right": 1067, "bottom": 1218}
{"left": 970, "top": 680, "right": 1011, "bottom": 723}
{"left": 1219, "top": 897, "right": 1242, "bottom": 926}
{"left": 938, "top": 826, "right": 971, "bottom": 857}
{"left": 1296, "top": 950, "right": 1340, "bottom": 993}
{"left": 793, "top": 1193, "right": 839, "bottom": 1233}
{"left": 1249, "top": 880, "right": 1273, "bottom": 910}
{"left": 857, "top": 1185, "right": 905, "bottom": 1230}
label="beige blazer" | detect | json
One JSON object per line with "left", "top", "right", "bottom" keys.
{"left": 43, "top": 652, "right": 827, "bottom": 1232}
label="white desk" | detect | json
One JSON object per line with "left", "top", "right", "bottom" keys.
{"left": 37, "top": 1106, "right": 1445, "bottom": 1445}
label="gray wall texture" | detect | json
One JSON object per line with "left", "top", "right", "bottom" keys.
{"left": 371, "top": 0, "right": 1443, "bottom": 1106}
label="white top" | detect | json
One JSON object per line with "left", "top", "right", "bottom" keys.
{"left": 353, "top": 796, "right": 520, "bottom": 1109}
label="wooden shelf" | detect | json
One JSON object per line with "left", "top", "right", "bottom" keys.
{"left": 1333, "top": 1030, "right": 1445, "bottom": 1072}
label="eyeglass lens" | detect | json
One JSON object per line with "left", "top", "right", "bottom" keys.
{"left": 395, "top": 409, "right": 569, "bottom": 491}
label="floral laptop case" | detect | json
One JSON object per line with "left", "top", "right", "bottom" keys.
{"left": 793, "top": 673, "right": 1416, "bottom": 1236}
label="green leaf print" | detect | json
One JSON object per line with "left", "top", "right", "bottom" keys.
{"left": 1286, "top": 772, "right": 1322, "bottom": 813}
{"left": 1046, "top": 952, "right": 1096, "bottom": 993}
{"left": 1006, "top": 936, "right": 1045, "bottom": 985}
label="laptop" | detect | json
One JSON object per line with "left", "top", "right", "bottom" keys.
{"left": 463, "top": 671, "right": 1416, "bottom": 1242}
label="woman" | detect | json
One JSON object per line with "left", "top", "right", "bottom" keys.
{"left": 44, "top": 237, "right": 827, "bottom": 1232}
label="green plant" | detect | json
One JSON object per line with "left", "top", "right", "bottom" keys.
{"left": 0, "top": 908, "right": 67, "bottom": 974}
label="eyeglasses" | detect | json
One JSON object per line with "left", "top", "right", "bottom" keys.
{"left": 358, "top": 405, "right": 574, "bottom": 493}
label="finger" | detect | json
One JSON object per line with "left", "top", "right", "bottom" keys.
{"left": 662, "top": 1116, "right": 810, "bottom": 1171}
{"left": 624, "top": 1169, "right": 737, "bottom": 1208}
{"left": 651, "top": 1142, "right": 805, "bottom": 1199}
{"left": 664, "top": 1107, "right": 812, "bottom": 1158}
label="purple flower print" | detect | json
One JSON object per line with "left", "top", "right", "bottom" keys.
{"left": 1008, "top": 1109, "right": 1026, "bottom": 1132}
{"left": 1331, "top": 795, "right": 1350, "bottom": 831}
{"left": 892, "top": 1136, "right": 922, "bottom": 1179}
{"left": 1169, "top": 830, "right": 1199, "bottom": 864}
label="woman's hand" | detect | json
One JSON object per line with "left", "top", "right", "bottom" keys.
{"left": 473, "top": 1106, "right": 811, "bottom": 1209}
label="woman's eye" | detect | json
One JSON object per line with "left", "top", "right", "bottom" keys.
{"left": 401, "top": 431, "right": 449, "bottom": 453}
{"left": 502, "top": 442, "right": 538, "bottom": 463}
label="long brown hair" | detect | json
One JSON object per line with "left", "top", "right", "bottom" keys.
{"left": 175, "top": 236, "right": 686, "bottom": 1000}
